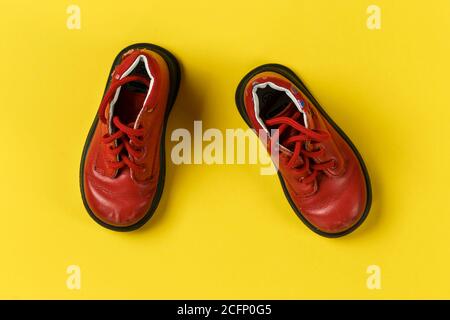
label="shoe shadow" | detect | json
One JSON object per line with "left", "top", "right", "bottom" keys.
{"left": 321, "top": 112, "right": 385, "bottom": 240}
{"left": 138, "top": 62, "right": 205, "bottom": 232}
{"left": 342, "top": 157, "right": 383, "bottom": 241}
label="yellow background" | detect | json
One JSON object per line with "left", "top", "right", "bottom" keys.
{"left": 1, "top": 0, "right": 449, "bottom": 299}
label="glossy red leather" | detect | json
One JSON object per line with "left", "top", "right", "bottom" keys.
{"left": 82, "top": 46, "right": 173, "bottom": 229}
{"left": 241, "top": 70, "right": 370, "bottom": 235}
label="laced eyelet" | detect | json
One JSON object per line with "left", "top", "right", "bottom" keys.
{"left": 330, "top": 159, "right": 338, "bottom": 170}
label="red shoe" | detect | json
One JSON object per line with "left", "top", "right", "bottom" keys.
{"left": 80, "top": 44, "right": 180, "bottom": 231}
{"left": 235, "top": 64, "right": 371, "bottom": 237}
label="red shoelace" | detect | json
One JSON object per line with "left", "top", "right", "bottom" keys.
{"left": 98, "top": 75, "right": 150, "bottom": 172}
{"left": 266, "top": 106, "right": 335, "bottom": 184}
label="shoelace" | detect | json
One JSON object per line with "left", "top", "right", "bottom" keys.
{"left": 98, "top": 75, "right": 150, "bottom": 172}
{"left": 266, "top": 107, "right": 335, "bottom": 185}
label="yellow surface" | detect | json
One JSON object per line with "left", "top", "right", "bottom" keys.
{"left": 0, "top": 0, "right": 449, "bottom": 299}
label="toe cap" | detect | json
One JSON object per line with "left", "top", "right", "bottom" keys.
{"left": 83, "top": 168, "right": 156, "bottom": 228}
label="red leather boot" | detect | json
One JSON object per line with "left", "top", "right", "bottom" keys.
{"left": 80, "top": 44, "right": 180, "bottom": 231}
{"left": 235, "top": 64, "right": 371, "bottom": 237}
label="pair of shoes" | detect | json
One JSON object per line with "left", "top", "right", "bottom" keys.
{"left": 80, "top": 43, "right": 372, "bottom": 237}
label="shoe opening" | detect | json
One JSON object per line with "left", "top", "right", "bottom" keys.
{"left": 252, "top": 82, "right": 308, "bottom": 131}
{"left": 109, "top": 55, "right": 153, "bottom": 129}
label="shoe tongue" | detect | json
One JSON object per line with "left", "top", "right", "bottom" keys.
{"left": 270, "top": 103, "right": 293, "bottom": 118}
{"left": 267, "top": 102, "right": 315, "bottom": 157}
{"left": 270, "top": 102, "right": 308, "bottom": 133}
{"left": 114, "top": 116, "right": 135, "bottom": 129}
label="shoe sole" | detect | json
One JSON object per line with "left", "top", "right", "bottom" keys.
{"left": 235, "top": 64, "right": 372, "bottom": 238}
{"left": 79, "top": 43, "right": 181, "bottom": 232}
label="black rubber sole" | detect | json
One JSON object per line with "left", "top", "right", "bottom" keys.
{"left": 79, "top": 43, "right": 181, "bottom": 232}
{"left": 235, "top": 64, "right": 372, "bottom": 238}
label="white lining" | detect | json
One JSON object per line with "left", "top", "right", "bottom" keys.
{"left": 251, "top": 81, "right": 308, "bottom": 133}
{"left": 108, "top": 54, "right": 155, "bottom": 132}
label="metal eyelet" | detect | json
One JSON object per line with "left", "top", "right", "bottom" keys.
{"left": 330, "top": 159, "right": 338, "bottom": 170}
